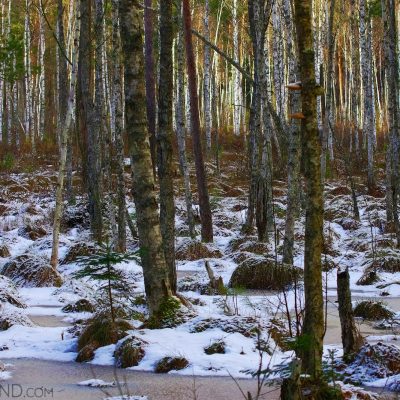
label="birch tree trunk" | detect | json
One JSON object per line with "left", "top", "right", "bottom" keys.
{"left": 78, "top": 0, "right": 103, "bottom": 242}
{"left": 321, "top": 0, "right": 335, "bottom": 180}
{"left": 232, "top": 0, "right": 241, "bottom": 137}
{"left": 24, "top": 0, "right": 32, "bottom": 146}
{"left": 111, "top": 0, "right": 127, "bottom": 253}
{"left": 95, "top": 0, "right": 117, "bottom": 245}
{"left": 282, "top": 0, "right": 301, "bottom": 266}
{"left": 38, "top": 8, "right": 45, "bottom": 141}
{"left": 203, "top": 0, "right": 212, "bottom": 152}
{"left": 360, "top": 0, "right": 375, "bottom": 189}
{"left": 383, "top": 0, "right": 400, "bottom": 246}
{"left": 120, "top": 0, "right": 175, "bottom": 319}
{"left": 50, "top": 3, "right": 80, "bottom": 269}
{"left": 176, "top": 10, "right": 196, "bottom": 239}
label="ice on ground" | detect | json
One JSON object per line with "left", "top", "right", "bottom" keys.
{"left": 104, "top": 397, "right": 148, "bottom": 400}
{"left": 78, "top": 379, "right": 116, "bottom": 387}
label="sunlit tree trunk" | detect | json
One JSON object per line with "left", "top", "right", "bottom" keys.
{"left": 175, "top": 13, "right": 195, "bottom": 239}
{"left": 24, "top": 0, "right": 32, "bottom": 147}
{"left": 182, "top": 0, "right": 213, "bottom": 243}
{"left": 203, "top": 0, "right": 212, "bottom": 152}
{"left": 360, "top": 0, "right": 375, "bottom": 189}
{"left": 38, "top": 8, "right": 45, "bottom": 141}
{"left": 232, "top": 0, "right": 241, "bottom": 137}
{"left": 51, "top": 2, "right": 80, "bottom": 269}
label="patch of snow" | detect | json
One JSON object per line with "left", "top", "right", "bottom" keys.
{"left": 77, "top": 379, "right": 115, "bottom": 388}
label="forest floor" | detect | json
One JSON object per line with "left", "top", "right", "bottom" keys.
{"left": 1, "top": 149, "right": 400, "bottom": 399}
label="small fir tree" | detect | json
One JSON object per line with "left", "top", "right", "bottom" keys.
{"left": 73, "top": 244, "right": 136, "bottom": 322}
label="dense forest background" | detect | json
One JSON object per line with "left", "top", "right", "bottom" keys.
{"left": 0, "top": 0, "right": 400, "bottom": 398}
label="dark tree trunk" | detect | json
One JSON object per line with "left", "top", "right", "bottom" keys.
{"left": 182, "top": 0, "right": 213, "bottom": 243}
{"left": 120, "top": 0, "right": 174, "bottom": 319}
{"left": 294, "top": 0, "right": 324, "bottom": 378}
{"left": 157, "top": 0, "right": 176, "bottom": 292}
{"left": 78, "top": 0, "right": 103, "bottom": 242}
{"left": 144, "top": 0, "right": 157, "bottom": 178}
{"left": 337, "top": 267, "right": 364, "bottom": 360}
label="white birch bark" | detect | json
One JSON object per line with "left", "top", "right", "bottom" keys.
{"left": 232, "top": 0, "right": 242, "bottom": 136}
{"left": 203, "top": 0, "right": 212, "bottom": 151}
{"left": 359, "top": 0, "right": 375, "bottom": 188}
{"left": 38, "top": 8, "right": 45, "bottom": 140}
{"left": 50, "top": 4, "right": 81, "bottom": 269}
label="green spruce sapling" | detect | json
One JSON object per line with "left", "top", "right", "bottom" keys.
{"left": 73, "top": 244, "right": 137, "bottom": 322}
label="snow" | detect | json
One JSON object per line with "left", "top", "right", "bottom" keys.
{"left": 2, "top": 171, "right": 400, "bottom": 391}
{"left": 0, "top": 325, "right": 76, "bottom": 362}
{"left": 78, "top": 379, "right": 116, "bottom": 387}
{"left": 0, "top": 371, "right": 12, "bottom": 380}
{"left": 104, "top": 397, "right": 147, "bottom": 400}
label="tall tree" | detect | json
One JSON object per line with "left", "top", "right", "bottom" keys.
{"left": 383, "top": 0, "right": 400, "bottom": 247}
{"left": 175, "top": 8, "right": 196, "bottom": 239}
{"left": 244, "top": 0, "right": 274, "bottom": 242}
{"left": 203, "top": 0, "right": 212, "bottom": 152}
{"left": 182, "top": 0, "right": 214, "bottom": 242}
{"left": 120, "top": 0, "right": 175, "bottom": 319}
{"left": 111, "top": 0, "right": 127, "bottom": 253}
{"left": 50, "top": 0, "right": 80, "bottom": 269}
{"left": 157, "top": 0, "right": 177, "bottom": 292}
{"left": 321, "top": 0, "right": 336, "bottom": 180}
{"left": 144, "top": 0, "right": 157, "bottom": 177}
{"left": 294, "top": 0, "right": 324, "bottom": 378}
{"left": 282, "top": 0, "right": 301, "bottom": 266}
{"left": 360, "top": 0, "right": 376, "bottom": 189}
{"left": 77, "top": 0, "right": 103, "bottom": 242}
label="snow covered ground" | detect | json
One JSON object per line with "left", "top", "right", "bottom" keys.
{"left": 1, "top": 168, "right": 400, "bottom": 396}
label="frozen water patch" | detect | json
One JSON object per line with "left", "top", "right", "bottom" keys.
{"left": 0, "top": 325, "right": 76, "bottom": 362}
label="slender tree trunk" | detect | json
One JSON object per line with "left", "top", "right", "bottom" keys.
{"left": 232, "top": 0, "right": 241, "bottom": 137}
{"left": 157, "top": 0, "right": 176, "bottom": 292}
{"left": 50, "top": 3, "right": 80, "bottom": 269}
{"left": 360, "top": 0, "right": 375, "bottom": 189}
{"left": 176, "top": 11, "right": 196, "bottom": 239}
{"left": 321, "top": 0, "right": 335, "bottom": 180}
{"left": 111, "top": 0, "right": 126, "bottom": 253}
{"left": 244, "top": 0, "right": 273, "bottom": 241}
{"left": 38, "top": 8, "right": 45, "bottom": 141}
{"left": 383, "top": 0, "right": 400, "bottom": 246}
{"left": 78, "top": 0, "right": 103, "bottom": 242}
{"left": 120, "top": 0, "right": 174, "bottom": 319}
{"left": 24, "top": 0, "right": 32, "bottom": 146}
{"left": 144, "top": 0, "right": 157, "bottom": 178}
{"left": 203, "top": 0, "right": 212, "bottom": 152}
{"left": 182, "top": 0, "right": 213, "bottom": 243}
{"left": 282, "top": 0, "right": 301, "bottom": 266}
{"left": 294, "top": 0, "right": 324, "bottom": 378}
